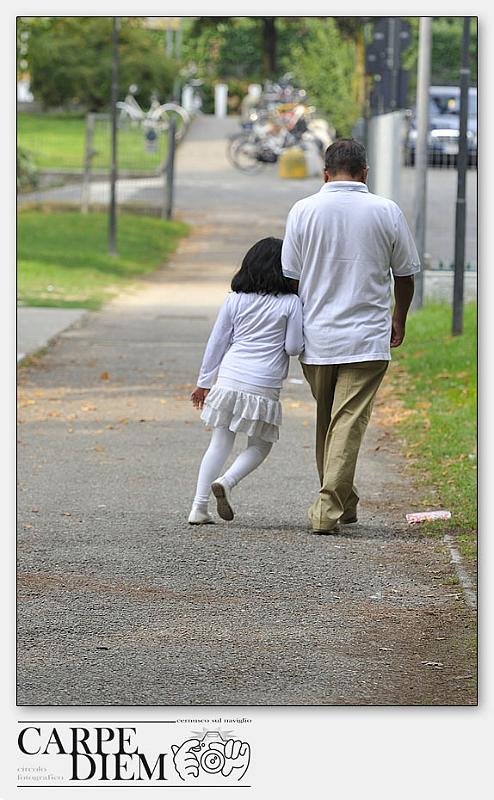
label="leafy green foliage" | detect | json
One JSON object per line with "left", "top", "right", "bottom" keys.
{"left": 402, "top": 17, "right": 477, "bottom": 99}
{"left": 17, "top": 147, "right": 39, "bottom": 191}
{"left": 182, "top": 17, "right": 262, "bottom": 82}
{"left": 289, "top": 18, "right": 360, "bottom": 136}
{"left": 25, "top": 17, "right": 177, "bottom": 111}
{"left": 430, "top": 17, "right": 477, "bottom": 85}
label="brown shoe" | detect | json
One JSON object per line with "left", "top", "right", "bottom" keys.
{"left": 340, "top": 514, "right": 358, "bottom": 524}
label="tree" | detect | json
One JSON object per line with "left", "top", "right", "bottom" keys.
{"left": 185, "top": 16, "right": 296, "bottom": 80}
{"left": 290, "top": 18, "right": 361, "bottom": 136}
{"left": 430, "top": 16, "right": 477, "bottom": 85}
{"left": 24, "top": 17, "right": 177, "bottom": 111}
{"left": 401, "top": 16, "right": 477, "bottom": 98}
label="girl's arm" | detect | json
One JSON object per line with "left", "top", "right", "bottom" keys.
{"left": 285, "top": 297, "right": 304, "bottom": 356}
{"left": 196, "top": 296, "right": 234, "bottom": 388}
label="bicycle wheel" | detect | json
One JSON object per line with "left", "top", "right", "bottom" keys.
{"left": 158, "top": 103, "right": 191, "bottom": 143}
{"left": 227, "top": 136, "right": 266, "bottom": 173}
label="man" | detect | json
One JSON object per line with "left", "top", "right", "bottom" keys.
{"left": 281, "top": 138, "right": 420, "bottom": 533}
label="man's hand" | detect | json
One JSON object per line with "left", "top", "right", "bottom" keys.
{"left": 191, "top": 386, "right": 210, "bottom": 409}
{"left": 390, "top": 315, "right": 406, "bottom": 348}
{"left": 391, "top": 275, "right": 415, "bottom": 348}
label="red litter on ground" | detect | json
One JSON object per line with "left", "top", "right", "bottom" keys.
{"left": 406, "top": 510, "right": 452, "bottom": 524}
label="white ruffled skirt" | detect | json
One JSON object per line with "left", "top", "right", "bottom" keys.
{"left": 201, "top": 377, "right": 282, "bottom": 443}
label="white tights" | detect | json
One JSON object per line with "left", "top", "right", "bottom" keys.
{"left": 192, "top": 427, "right": 273, "bottom": 511}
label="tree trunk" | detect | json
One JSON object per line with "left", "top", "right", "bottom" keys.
{"left": 261, "top": 17, "right": 277, "bottom": 77}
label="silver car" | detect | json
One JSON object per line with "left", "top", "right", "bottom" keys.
{"left": 404, "top": 85, "right": 477, "bottom": 167}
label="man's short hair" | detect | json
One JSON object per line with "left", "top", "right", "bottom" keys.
{"left": 324, "top": 138, "right": 367, "bottom": 177}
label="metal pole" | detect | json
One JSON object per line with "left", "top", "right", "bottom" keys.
{"left": 172, "top": 18, "right": 182, "bottom": 101}
{"left": 109, "top": 17, "right": 119, "bottom": 256}
{"left": 452, "top": 17, "right": 471, "bottom": 336}
{"left": 387, "top": 17, "right": 400, "bottom": 111}
{"left": 176, "top": 18, "right": 182, "bottom": 60}
{"left": 81, "top": 112, "right": 95, "bottom": 214}
{"left": 166, "top": 23, "right": 173, "bottom": 57}
{"left": 164, "top": 115, "right": 176, "bottom": 220}
{"left": 411, "top": 16, "right": 432, "bottom": 310}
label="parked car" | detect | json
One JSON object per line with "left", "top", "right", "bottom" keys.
{"left": 404, "top": 85, "right": 477, "bottom": 167}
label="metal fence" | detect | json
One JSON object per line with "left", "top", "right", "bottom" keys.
{"left": 17, "top": 106, "right": 191, "bottom": 218}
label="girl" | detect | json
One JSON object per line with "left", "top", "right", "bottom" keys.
{"left": 188, "top": 236, "right": 304, "bottom": 524}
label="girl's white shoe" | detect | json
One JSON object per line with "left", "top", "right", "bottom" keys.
{"left": 211, "top": 478, "right": 234, "bottom": 521}
{"left": 188, "top": 508, "right": 215, "bottom": 525}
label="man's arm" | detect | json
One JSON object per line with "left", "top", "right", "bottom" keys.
{"left": 391, "top": 275, "right": 415, "bottom": 347}
{"left": 281, "top": 205, "right": 302, "bottom": 282}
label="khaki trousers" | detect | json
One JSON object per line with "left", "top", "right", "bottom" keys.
{"left": 301, "top": 360, "right": 389, "bottom": 531}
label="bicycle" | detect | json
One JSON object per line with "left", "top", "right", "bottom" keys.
{"left": 117, "top": 86, "right": 191, "bottom": 144}
{"left": 226, "top": 101, "right": 333, "bottom": 173}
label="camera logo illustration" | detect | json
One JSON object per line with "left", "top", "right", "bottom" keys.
{"left": 171, "top": 730, "right": 250, "bottom": 783}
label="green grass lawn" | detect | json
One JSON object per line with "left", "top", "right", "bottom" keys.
{"left": 18, "top": 113, "right": 169, "bottom": 172}
{"left": 17, "top": 210, "right": 190, "bottom": 310}
{"left": 388, "top": 302, "right": 477, "bottom": 563}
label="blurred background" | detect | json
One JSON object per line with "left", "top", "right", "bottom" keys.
{"left": 17, "top": 16, "right": 477, "bottom": 309}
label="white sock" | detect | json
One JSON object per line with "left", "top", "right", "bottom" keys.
{"left": 192, "top": 427, "right": 236, "bottom": 508}
{"left": 221, "top": 436, "right": 273, "bottom": 488}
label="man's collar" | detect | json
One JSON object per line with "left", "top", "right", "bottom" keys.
{"left": 320, "top": 181, "right": 369, "bottom": 193}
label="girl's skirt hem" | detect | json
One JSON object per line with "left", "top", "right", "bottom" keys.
{"left": 201, "top": 381, "right": 282, "bottom": 443}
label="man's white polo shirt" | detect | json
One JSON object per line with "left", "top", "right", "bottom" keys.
{"left": 281, "top": 181, "right": 421, "bottom": 364}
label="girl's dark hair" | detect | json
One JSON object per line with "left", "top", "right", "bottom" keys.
{"left": 231, "top": 237, "right": 295, "bottom": 295}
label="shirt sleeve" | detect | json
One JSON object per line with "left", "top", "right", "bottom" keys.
{"left": 391, "top": 209, "right": 421, "bottom": 276}
{"left": 281, "top": 205, "right": 303, "bottom": 280}
{"left": 197, "top": 295, "right": 234, "bottom": 388}
{"left": 284, "top": 296, "right": 305, "bottom": 356}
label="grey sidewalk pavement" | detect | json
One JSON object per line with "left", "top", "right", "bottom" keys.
{"left": 16, "top": 114, "right": 476, "bottom": 706}
{"left": 17, "top": 306, "right": 89, "bottom": 363}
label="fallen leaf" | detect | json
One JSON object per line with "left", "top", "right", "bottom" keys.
{"left": 100, "top": 371, "right": 110, "bottom": 380}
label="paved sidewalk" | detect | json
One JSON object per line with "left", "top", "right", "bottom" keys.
{"left": 16, "top": 115, "right": 476, "bottom": 706}
{"left": 17, "top": 306, "right": 89, "bottom": 363}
